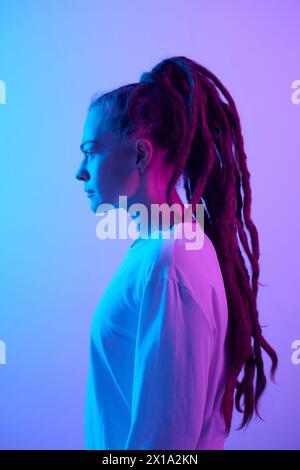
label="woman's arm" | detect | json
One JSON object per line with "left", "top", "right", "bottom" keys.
{"left": 124, "top": 274, "right": 215, "bottom": 450}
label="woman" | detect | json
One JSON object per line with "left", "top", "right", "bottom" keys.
{"left": 76, "top": 56, "right": 278, "bottom": 450}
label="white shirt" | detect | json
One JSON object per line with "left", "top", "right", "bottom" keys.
{"left": 84, "top": 220, "right": 229, "bottom": 450}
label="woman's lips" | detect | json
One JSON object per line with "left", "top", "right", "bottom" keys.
{"left": 86, "top": 191, "right": 94, "bottom": 198}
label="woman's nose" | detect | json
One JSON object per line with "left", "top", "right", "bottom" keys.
{"left": 75, "top": 163, "right": 90, "bottom": 181}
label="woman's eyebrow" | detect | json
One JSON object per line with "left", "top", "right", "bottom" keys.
{"left": 80, "top": 140, "right": 98, "bottom": 152}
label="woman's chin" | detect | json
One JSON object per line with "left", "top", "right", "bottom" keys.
{"left": 91, "top": 198, "right": 108, "bottom": 214}
{"left": 89, "top": 198, "right": 99, "bottom": 213}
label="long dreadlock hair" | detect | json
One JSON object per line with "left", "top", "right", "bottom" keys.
{"left": 88, "top": 56, "right": 278, "bottom": 436}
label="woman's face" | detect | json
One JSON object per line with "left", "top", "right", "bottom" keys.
{"left": 76, "top": 107, "right": 139, "bottom": 213}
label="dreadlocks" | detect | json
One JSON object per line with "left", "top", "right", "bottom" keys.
{"left": 89, "top": 56, "right": 278, "bottom": 436}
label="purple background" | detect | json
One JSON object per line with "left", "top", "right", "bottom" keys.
{"left": 0, "top": 0, "right": 299, "bottom": 449}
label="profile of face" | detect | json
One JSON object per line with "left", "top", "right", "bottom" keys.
{"left": 76, "top": 106, "right": 142, "bottom": 213}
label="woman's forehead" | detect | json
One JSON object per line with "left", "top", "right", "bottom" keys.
{"left": 82, "top": 107, "right": 113, "bottom": 146}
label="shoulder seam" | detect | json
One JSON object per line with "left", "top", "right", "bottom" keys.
{"left": 145, "top": 273, "right": 194, "bottom": 296}
{"left": 144, "top": 274, "right": 216, "bottom": 331}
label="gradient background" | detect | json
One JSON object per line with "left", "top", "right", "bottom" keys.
{"left": 0, "top": 0, "right": 299, "bottom": 450}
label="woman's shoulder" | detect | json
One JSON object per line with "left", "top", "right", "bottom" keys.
{"left": 128, "top": 220, "right": 223, "bottom": 298}
{"left": 146, "top": 221, "right": 215, "bottom": 286}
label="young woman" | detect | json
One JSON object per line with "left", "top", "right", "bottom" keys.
{"left": 76, "top": 56, "right": 278, "bottom": 450}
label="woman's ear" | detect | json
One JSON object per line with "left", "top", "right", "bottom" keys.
{"left": 135, "top": 138, "right": 153, "bottom": 174}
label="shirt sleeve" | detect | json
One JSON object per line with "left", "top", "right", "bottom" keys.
{"left": 124, "top": 274, "right": 215, "bottom": 450}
